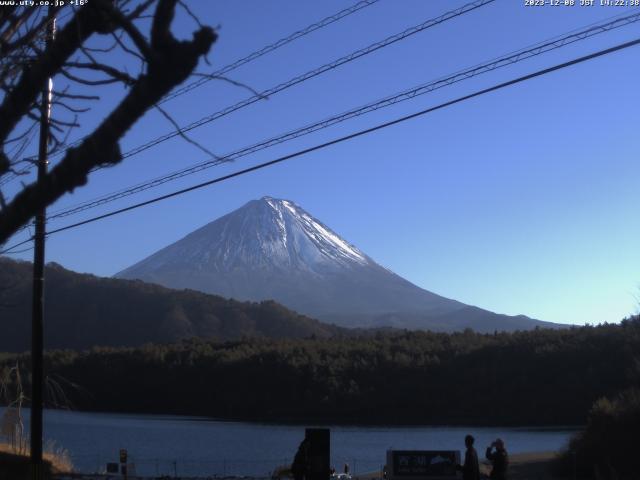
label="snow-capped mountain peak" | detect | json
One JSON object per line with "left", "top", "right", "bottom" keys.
{"left": 261, "top": 196, "right": 367, "bottom": 265}
{"left": 116, "top": 197, "right": 550, "bottom": 332}
{"left": 118, "top": 197, "right": 370, "bottom": 278}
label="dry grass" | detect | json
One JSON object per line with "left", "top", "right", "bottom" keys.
{"left": 0, "top": 441, "right": 74, "bottom": 473}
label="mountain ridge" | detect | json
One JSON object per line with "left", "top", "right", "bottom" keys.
{"left": 0, "top": 257, "right": 344, "bottom": 352}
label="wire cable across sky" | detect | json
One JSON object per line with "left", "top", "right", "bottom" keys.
{"left": 2, "top": 0, "right": 493, "bottom": 195}
{"left": 16, "top": 36, "right": 636, "bottom": 247}
{"left": 160, "top": 0, "right": 383, "bottom": 104}
{"left": 3, "top": 35, "right": 639, "bottom": 254}
{"left": 112, "top": 0, "right": 497, "bottom": 161}
{"left": 0, "top": 0, "right": 382, "bottom": 186}
{"left": 46, "top": 9, "right": 640, "bottom": 222}
{"left": 37, "top": 0, "right": 492, "bottom": 170}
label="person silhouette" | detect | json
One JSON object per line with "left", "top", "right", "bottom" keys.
{"left": 485, "top": 438, "right": 509, "bottom": 480}
{"left": 457, "top": 434, "right": 480, "bottom": 480}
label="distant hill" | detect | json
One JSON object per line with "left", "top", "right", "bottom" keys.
{"left": 323, "top": 306, "right": 549, "bottom": 332}
{"left": 117, "top": 196, "right": 561, "bottom": 332}
{"left": 0, "top": 257, "right": 343, "bottom": 352}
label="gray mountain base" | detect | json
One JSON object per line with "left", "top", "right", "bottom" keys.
{"left": 116, "top": 197, "right": 560, "bottom": 332}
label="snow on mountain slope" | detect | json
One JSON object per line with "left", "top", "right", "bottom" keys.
{"left": 126, "top": 197, "right": 366, "bottom": 273}
{"left": 116, "top": 197, "right": 555, "bottom": 332}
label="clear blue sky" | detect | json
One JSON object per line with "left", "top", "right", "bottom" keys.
{"left": 5, "top": 0, "right": 640, "bottom": 325}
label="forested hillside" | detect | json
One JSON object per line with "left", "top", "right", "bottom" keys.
{"left": 2, "top": 318, "right": 638, "bottom": 426}
{"left": 0, "top": 258, "right": 343, "bottom": 351}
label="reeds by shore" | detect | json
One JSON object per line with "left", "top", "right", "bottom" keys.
{"left": 0, "top": 441, "right": 73, "bottom": 474}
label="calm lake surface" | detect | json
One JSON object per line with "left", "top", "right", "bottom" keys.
{"left": 0, "top": 408, "right": 578, "bottom": 477}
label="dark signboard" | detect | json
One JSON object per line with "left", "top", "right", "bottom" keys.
{"left": 390, "top": 450, "right": 458, "bottom": 477}
{"left": 305, "top": 428, "right": 330, "bottom": 480}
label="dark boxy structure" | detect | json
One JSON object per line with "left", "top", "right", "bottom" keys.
{"left": 306, "top": 428, "right": 330, "bottom": 480}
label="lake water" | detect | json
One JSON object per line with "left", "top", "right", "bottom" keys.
{"left": 0, "top": 408, "right": 578, "bottom": 477}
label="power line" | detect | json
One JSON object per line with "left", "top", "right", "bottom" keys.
{"left": 0, "top": 0, "right": 382, "bottom": 185}
{"left": 0, "top": 237, "right": 34, "bottom": 255}
{"left": 47, "top": 9, "right": 640, "bottom": 221}
{"left": 27, "top": 0, "right": 495, "bottom": 182}
{"left": 117, "top": 0, "right": 495, "bottom": 161}
{"left": 18, "top": 0, "right": 494, "bottom": 200}
{"left": 161, "top": 0, "right": 382, "bottom": 104}
{"left": 43, "top": 36, "right": 640, "bottom": 238}
{"left": 3, "top": 245, "right": 34, "bottom": 255}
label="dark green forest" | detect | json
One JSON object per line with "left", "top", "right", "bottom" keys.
{"left": 2, "top": 317, "right": 639, "bottom": 426}
{"left": 0, "top": 258, "right": 343, "bottom": 352}
{"left": 555, "top": 386, "right": 640, "bottom": 479}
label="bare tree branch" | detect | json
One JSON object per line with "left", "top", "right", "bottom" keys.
{"left": 0, "top": 1, "right": 216, "bottom": 243}
{"left": 0, "top": 3, "right": 103, "bottom": 153}
{"left": 60, "top": 67, "right": 124, "bottom": 86}
{"left": 64, "top": 61, "right": 136, "bottom": 85}
{"left": 154, "top": 102, "right": 220, "bottom": 159}
{"left": 126, "top": 0, "right": 157, "bottom": 21}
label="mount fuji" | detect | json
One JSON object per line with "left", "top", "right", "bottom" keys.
{"left": 116, "top": 197, "right": 557, "bottom": 332}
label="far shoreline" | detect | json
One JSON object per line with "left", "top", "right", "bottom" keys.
{"left": 0, "top": 405, "right": 586, "bottom": 430}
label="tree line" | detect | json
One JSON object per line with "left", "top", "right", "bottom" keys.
{"left": 2, "top": 316, "right": 639, "bottom": 426}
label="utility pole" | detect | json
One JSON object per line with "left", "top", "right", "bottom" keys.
{"left": 31, "top": 7, "right": 55, "bottom": 480}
